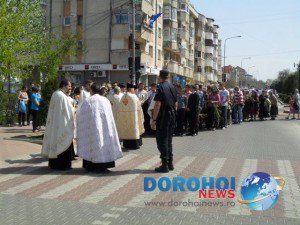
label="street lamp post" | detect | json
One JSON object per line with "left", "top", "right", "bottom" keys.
{"left": 223, "top": 35, "right": 242, "bottom": 70}
{"left": 241, "top": 57, "right": 251, "bottom": 69}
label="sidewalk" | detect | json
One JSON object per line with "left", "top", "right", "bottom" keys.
{"left": 0, "top": 126, "right": 42, "bottom": 163}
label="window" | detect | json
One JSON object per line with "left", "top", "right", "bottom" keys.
{"left": 159, "top": 6, "right": 162, "bottom": 14}
{"left": 64, "top": 16, "right": 71, "bottom": 26}
{"left": 77, "top": 15, "right": 83, "bottom": 26}
{"left": 163, "top": 28, "right": 170, "bottom": 41}
{"left": 158, "top": 28, "right": 162, "bottom": 38}
{"left": 195, "top": 51, "right": 201, "bottom": 58}
{"left": 114, "top": 10, "right": 128, "bottom": 24}
{"left": 197, "top": 66, "right": 202, "bottom": 73}
{"left": 171, "top": 7, "right": 177, "bottom": 21}
{"left": 171, "top": 28, "right": 177, "bottom": 41}
{"left": 149, "top": 46, "right": 153, "bottom": 56}
{"left": 180, "top": 4, "right": 189, "bottom": 12}
{"left": 163, "top": 6, "right": 171, "bottom": 20}
{"left": 158, "top": 50, "right": 161, "bottom": 60}
{"left": 77, "top": 41, "right": 83, "bottom": 50}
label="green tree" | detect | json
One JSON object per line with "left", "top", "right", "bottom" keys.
{"left": 0, "top": 0, "right": 77, "bottom": 125}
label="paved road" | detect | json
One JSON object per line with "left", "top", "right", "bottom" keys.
{"left": 0, "top": 116, "right": 300, "bottom": 225}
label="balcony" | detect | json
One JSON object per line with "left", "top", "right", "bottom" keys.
{"left": 180, "top": 47, "right": 188, "bottom": 57}
{"left": 163, "top": 41, "right": 179, "bottom": 53}
{"left": 163, "top": 0, "right": 178, "bottom": 8}
{"left": 206, "top": 72, "right": 214, "bottom": 81}
{"left": 207, "top": 18, "right": 214, "bottom": 27}
{"left": 110, "top": 49, "right": 130, "bottom": 67}
{"left": 189, "top": 53, "right": 194, "bottom": 61}
{"left": 178, "top": 11, "right": 189, "bottom": 24}
{"left": 205, "top": 59, "right": 213, "bottom": 67}
{"left": 184, "top": 67, "right": 193, "bottom": 78}
{"left": 205, "top": 46, "right": 214, "bottom": 54}
{"left": 213, "top": 62, "right": 218, "bottom": 70}
{"left": 178, "top": 28, "right": 190, "bottom": 41}
{"left": 166, "top": 60, "right": 179, "bottom": 74}
{"left": 205, "top": 32, "right": 213, "bottom": 40}
{"left": 112, "top": 24, "right": 130, "bottom": 38}
{"left": 213, "top": 38, "right": 218, "bottom": 46}
{"left": 196, "top": 29, "right": 205, "bottom": 38}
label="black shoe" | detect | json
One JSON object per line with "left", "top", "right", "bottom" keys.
{"left": 186, "top": 133, "right": 193, "bottom": 136}
{"left": 168, "top": 163, "right": 174, "bottom": 171}
{"left": 155, "top": 163, "right": 169, "bottom": 173}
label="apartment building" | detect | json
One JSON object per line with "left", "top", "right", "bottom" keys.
{"left": 46, "top": 0, "right": 163, "bottom": 85}
{"left": 46, "top": 0, "right": 221, "bottom": 85}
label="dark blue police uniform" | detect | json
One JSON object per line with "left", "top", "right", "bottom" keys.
{"left": 154, "top": 80, "right": 177, "bottom": 172}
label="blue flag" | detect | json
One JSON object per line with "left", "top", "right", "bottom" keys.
{"left": 149, "top": 13, "right": 162, "bottom": 28}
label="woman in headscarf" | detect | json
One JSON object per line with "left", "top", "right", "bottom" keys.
{"left": 269, "top": 91, "right": 278, "bottom": 120}
{"left": 259, "top": 90, "right": 269, "bottom": 121}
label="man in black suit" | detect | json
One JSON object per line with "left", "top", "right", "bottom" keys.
{"left": 186, "top": 85, "right": 200, "bottom": 136}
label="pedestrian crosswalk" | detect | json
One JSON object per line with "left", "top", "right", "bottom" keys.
{"left": 0, "top": 153, "right": 299, "bottom": 219}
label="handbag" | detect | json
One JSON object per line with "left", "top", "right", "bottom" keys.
{"left": 18, "top": 100, "right": 27, "bottom": 113}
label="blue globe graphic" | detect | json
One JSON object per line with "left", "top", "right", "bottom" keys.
{"left": 240, "top": 172, "right": 279, "bottom": 211}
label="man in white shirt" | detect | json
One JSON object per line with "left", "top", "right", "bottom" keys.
{"left": 219, "top": 83, "right": 230, "bottom": 129}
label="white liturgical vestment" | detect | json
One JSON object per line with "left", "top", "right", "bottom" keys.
{"left": 76, "top": 94, "right": 123, "bottom": 163}
{"left": 42, "top": 90, "right": 75, "bottom": 158}
{"left": 115, "top": 92, "right": 144, "bottom": 140}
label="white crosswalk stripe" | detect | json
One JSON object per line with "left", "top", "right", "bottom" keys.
{"left": 37, "top": 153, "right": 137, "bottom": 200}
{"left": 277, "top": 160, "right": 300, "bottom": 219}
{"left": 81, "top": 156, "right": 160, "bottom": 204}
{"left": 176, "top": 158, "right": 227, "bottom": 212}
{"left": 125, "top": 156, "right": 195, "bottom": 208}
{"left": 1, "top": 160, "right": 82, "bottom": 195}
{"left": 0, "top": 161, "right": 48, "bottom": 183}
{"left": 228, "top": 159, "right": 257, "bottom": 215}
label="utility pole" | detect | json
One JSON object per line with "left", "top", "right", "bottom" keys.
{"left": 131, "top": 0, "right": 136, "bottom": 85}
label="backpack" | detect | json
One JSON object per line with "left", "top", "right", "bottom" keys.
{"left": 18, "top": 100, "right": 27, "bottom": 113}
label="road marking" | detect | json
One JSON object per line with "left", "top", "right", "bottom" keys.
{"left": 228, "top": 159, "right": 257, "bottom": 216}
{"left": 125, "top": 156, "right": 195, "bottom": 208}
{"left": 37, "top": 154, "right": 136, "bottom": 200}
{"left": 176, "top": 158, "right": 227, "bottom": 212}
{"left": 101, "top": 213, "right": 120, "bottom": 219}
{"left": 92, "top": 221, "right": 111, "bottom": 225}
{"left": 277, "top": 160, "right": 300, "bottom": 219}
{"left": 1, "top": 160, "right": 82, "bottom": 195}
{"left": 110, "top": 207, "right": 127, "bottom": 212}
{"left": 0, "top": 161, "right": 48, "bottom": 183}
{"left": 80, "top": 156, "right": 160, "bottom": 204}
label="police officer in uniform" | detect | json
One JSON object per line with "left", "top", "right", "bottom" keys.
{"left": 151, "top": 70, "right": 177, "bottom": 173}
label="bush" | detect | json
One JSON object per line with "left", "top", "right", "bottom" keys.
{"left": 278, "top": 93, "right": 290, "bottom": 104}
{"left": 0, "top": 91, "right": 18, "bottom": 126}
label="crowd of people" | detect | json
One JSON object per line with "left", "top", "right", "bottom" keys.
{"left": 17, "top": 84, "right": 41, "bottom": 132}
{"left": 18, "top": 70, "right": 300, "bottom": 173}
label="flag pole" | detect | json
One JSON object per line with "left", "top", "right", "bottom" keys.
{"left": 136, "top": 29, "right": 147, "bottom": 40}
{"left": 132, "top": 0, "right": 136, "bottom": 85}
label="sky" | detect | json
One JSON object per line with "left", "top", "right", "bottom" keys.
{"left": 190, "top": 0, "right": 300, "bottom": 81}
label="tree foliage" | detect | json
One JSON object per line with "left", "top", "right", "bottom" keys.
{"left": 271, "top": 67, "right": 300, "bottom": 95}
{"left": 0, "top": 0, "right": 77, "bottom": 84}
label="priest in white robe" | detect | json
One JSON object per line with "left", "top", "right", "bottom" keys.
{"left": 76, "top": 83, "right": 123, "bottom": 172}
{"left": 116, "top": 83, "right": 144, "bottom": 150}
{"left": 107, "top": 86, "right": 122, "bottom": 120}
{"left": 42, "top": 79, "right": 75, "bottom": 170}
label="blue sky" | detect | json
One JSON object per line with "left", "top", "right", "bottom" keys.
{"left": 190, "top": 0, "right": 300, "bottom": 81}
